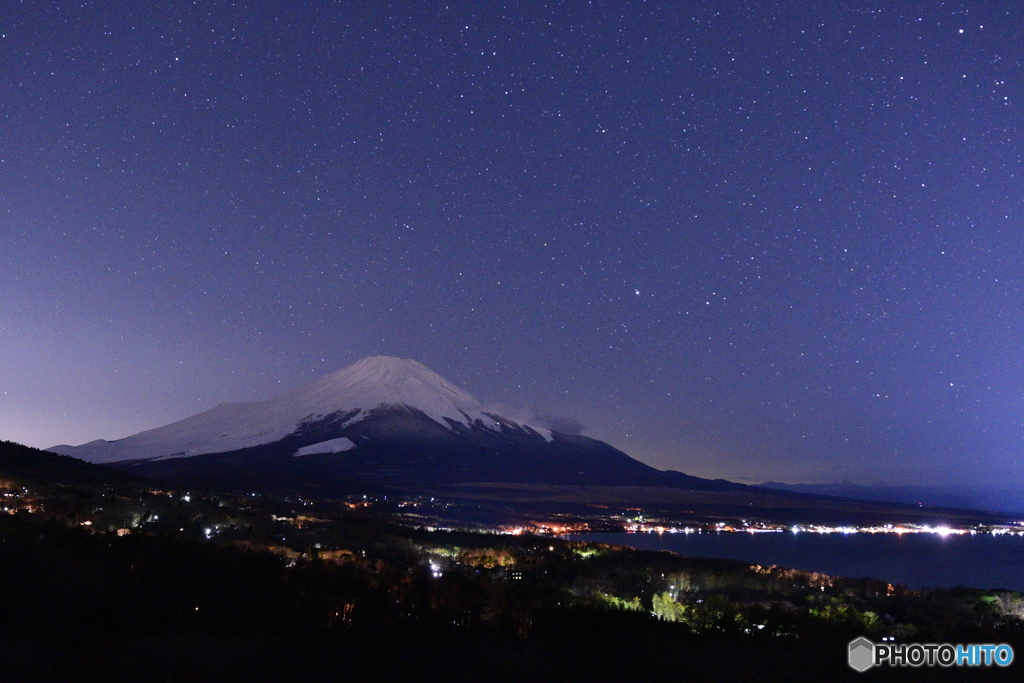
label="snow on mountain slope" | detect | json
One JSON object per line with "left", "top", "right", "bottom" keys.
{"left": 49, "top": 356, "right": 531, "bottom": 464}
{"left": 293, "top": 437, "right": 356, "bottom": 457}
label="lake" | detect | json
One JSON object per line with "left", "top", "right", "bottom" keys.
{"left": 566, "top": 531, "right": 1024, "bottom": 592}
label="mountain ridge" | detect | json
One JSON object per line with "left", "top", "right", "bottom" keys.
{"left": 48, "top": 356, "right": 748, "bottom": 496}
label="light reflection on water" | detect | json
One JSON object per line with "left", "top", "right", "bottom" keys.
{"left": 566, "top": 532, "right": 1024, "bottom": 592}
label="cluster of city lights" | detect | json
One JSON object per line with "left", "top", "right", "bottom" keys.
{"left": 617, "top": 521, "right": 1024, "bottom": 537}
{"left": 499, "top": 522, "right": 591, "bottom": 536}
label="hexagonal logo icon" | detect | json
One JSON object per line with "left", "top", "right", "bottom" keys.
{"left": 848, "top": 637, "right": 875, "bottom": 672}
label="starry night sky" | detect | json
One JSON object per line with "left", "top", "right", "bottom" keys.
{"left": 3, "top": 1, "right": 1023, "bottom": 486}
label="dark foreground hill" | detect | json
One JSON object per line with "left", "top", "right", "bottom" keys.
{"left": 1, "top": 510, "right": 1020, "bottom": 683}
{"left": 1, "top": 437, "right": 1022, "bottom": 681}
{"left": 0, "top": 440, "right": 140, "bottom": 488}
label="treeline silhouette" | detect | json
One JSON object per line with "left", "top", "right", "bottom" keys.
{"left": 0, "top": 440, "right": 140, "bottom": 487}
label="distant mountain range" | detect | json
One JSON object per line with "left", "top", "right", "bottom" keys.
{"left": 761, "top": 481, "right": 1024, "bottom": 515}
{"left": 49, "top": 356, "right": 744, "bottom": 496}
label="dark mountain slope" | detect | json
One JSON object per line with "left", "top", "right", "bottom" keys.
{"left": 115, "top": 406, "right": 746, "bottom": 496}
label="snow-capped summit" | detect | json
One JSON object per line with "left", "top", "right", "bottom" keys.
{"left": 49, "top": 356, "right": 542, "bottom": 464}
{"left": 280, "top": 355, "right": 497, "bottom": 431}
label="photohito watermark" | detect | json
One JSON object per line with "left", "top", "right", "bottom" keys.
{"left": 848, "top": 637, "right": 1014, "bottom": 672}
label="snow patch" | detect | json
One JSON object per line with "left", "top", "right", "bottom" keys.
{"left": 293, "top": 437, "right": 356, "bottom": 457}
{"left": 530, "top": 427, "right": 554, "bottom": 442}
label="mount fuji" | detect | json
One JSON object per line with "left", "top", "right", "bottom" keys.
{"left": 49, "top": 356, "right": 741, "bottom": 495}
